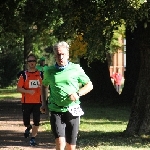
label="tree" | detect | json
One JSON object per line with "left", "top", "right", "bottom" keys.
{"left": 0, "top": 0, "right": 59, "bottom": 69}
{"left": 124, "top": 21, "right": 150, "bottom": 136}
{"left": 1, "top": 0, "right": 150, "bottom": 135}
{"left": 54, "top": 0, "right": 150, "bottom": 135}
{"left": 53, "top": 0, "right": 128, "bottom": 101}
{"left": 120, "top": 27, "right": 141, "bottom": 103}
{"left": 80, "top": 58, "right": 119, "bottom": 102}
{"left": 0, "top": 0, "right": 59, "bottom": 86}
{"left": 0, "top": 34, "right": 23, "bottom": 87}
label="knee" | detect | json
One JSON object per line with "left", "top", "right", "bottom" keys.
{"left": 56, "top": 137, "right": 66, "bottom": 149}
{"left": 24, "top": 124, "right": 29, "bottom": 127}
{"left": 33, "top": 122, "right": 40, "bottom": 126}
{"left": 24, "top": 121, "right": 30, "bottom": 127}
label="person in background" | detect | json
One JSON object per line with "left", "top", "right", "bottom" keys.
{"left": 40, "top": 41, "right": 93, "bottom": 150}
{"left": 36, "top": 57, "right": 50, "bottom": 105}
{"left": 36, "top": 57, "right": 50, "bottom": 104}
{"left": 124, "top": 67, "right": 126, "bottom": 79}
{"left": 111, "top": 68, "right": 122, "bottom": 93}
{"left": 17, "top": 54, "right": 43, "bottom": 146}
{"left": 36, "top": 57, "right": 47, "bottom": 72}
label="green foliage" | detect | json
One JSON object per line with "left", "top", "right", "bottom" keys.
{"left": 0, "top": 0, "right": 60, "bottom": 61}
{"left": 0, "top": 0, "right": 58, "bottom": 34}
{"left": 53, "top": 0, "right": 150, "bottom": 63}
{"left": 0, "top": 0, "right": 60, "bottom": 86}
{"left": 0, "top": 0, "right": 150, "bottom": 71}
{"left": 0, "top": 31, "right": 23, "bottom": 87}
{"left": 109, "top": 24, "right": 126, "bottom": 53}
{"left": 2, "top": 0, "right": 147, "bottom": 64}
{"left": 0, "top": 50, "right": 23, "bottom": 88}
{"left": 54, "top": 0, "right": 126, "bottom": 62}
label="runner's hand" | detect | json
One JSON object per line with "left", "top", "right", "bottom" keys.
{"left": 28, "top": 90, "right": 35, "bottom": 95}
{"left": 40, "top": 105, "right": 46, "bottom": 113}
{"left": 40, "top": 104, "right": 49, "bottom": 114}
{"left": 69, "top": 93, "right": 79, "bottom": 101}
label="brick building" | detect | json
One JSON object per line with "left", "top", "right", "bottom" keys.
{"left": 109, "top": 38, "right": 126, "bottom": 78}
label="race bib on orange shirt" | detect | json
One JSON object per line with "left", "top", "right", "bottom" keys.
{"left": 29, "top": 80, "right": 40, "bottom": 88}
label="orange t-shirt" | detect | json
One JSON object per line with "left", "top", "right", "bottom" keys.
{"left": 17, "top": 71, "right": 43, "bottom": 103}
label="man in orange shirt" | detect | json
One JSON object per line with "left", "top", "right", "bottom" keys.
{"left": 17, "top": 54, "right": 43, "bottom": 146}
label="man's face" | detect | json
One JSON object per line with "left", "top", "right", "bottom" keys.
{"left": 54, "top": 47, "right": 69, "bottom": 66}
{"left": 27, "top": 56, "right": 37, "bottom": 69}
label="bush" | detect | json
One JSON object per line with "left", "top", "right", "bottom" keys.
{"left": 0, "top": 51, "right": 23, "bottom": 88}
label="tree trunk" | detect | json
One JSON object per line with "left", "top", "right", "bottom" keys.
{"left": 80, "top": 58, "right": 119, "bottom": 102}
{"left": 23, "top": 32, "right": 33, "bottom": 70}
{"left": 120, "top": 27, "right": 141, "bottom": 102}
{"left": 125, "top": 22, "right": 150, "bottom": 135}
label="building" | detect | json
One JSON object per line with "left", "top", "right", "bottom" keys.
{"left": 109, "top": 38, "right": 126, "bottom": 78}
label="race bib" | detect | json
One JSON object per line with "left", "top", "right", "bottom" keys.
{"left": 29, "top": 80, "right": 40, "bottom": 88}
{"left": 68, "top": 105, "right": 84, "bottom": 116}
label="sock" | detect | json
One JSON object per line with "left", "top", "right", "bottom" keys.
{"left": 31, "top": 137, "right": 35, "bottom": 140}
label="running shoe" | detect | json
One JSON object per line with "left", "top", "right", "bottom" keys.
{"left": 24, "top": 129, "right": 30, "bottom": 138}
{"left": 30, "top": 138, "right": 37, "bottom": 146}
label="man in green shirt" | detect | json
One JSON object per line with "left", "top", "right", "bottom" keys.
{"left": 41, "top": 41, "right": 93, "bottom": 150}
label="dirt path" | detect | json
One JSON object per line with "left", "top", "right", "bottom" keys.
{"left": 0, "top": 99, "right": 56, "bottom": 150}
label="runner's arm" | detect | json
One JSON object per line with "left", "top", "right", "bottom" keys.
{"left": 69, "top": 81, "right": 93, "bottom": 101}
{"left": 40, "top": 85, "right": 49, "bottom": 114}
{"left": 41, "top": 85, "right": 48, "bottom": 105}
{"left": 78, "top": 81, "right": 93, "bottom": 96}
{"left": 17, "top": 86, "right": 35, "bottom": 95}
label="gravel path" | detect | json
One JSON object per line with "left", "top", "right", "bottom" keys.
{"left": 0, "top": 99, "right": 56, "bottom": 150}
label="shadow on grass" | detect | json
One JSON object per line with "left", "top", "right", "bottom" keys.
{"left": 0, "top": 129, "right": 55, "bottom": 149}
{"left": 0, "top": 99, "right": 55, "bottom": 149}
{"left": 77, "top": 130, "right": 150, "bottom": 149}
{"left": 76, "top": 102, "right": 150, "bottom": 149}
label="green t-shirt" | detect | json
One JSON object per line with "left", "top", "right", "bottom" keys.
{"left": 36, "top": 65, "right": 43, "bottom": 71}
{"left": 42, "top": 62, "right": 90, "bottom": 112}
{"left": 36, "top": 65, "right": 48, "bottom": 72}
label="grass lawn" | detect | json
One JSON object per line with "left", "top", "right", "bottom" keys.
{"left": 76, "top": 104, "right": 150, "bottom": 150}
{"left": 43, "top": 103, "right": 150, "bottom": 150}
{"left": 1, "top": 88, "right": 150, "bottom": 149}
{"left": 0, "top": 88, "right": 21, "bottom": 100}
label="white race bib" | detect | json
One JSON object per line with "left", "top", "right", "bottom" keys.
{"left": 68, "top": 105, "right": 84, "bottom": 116}
{"left": 29, "top": 80, "right": 40, "bottom": 88}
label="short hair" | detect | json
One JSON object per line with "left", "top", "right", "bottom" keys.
{"left": 27, "top": 53, "right": 37, "bottom": 61}
{"left": 39, "top": 57, "right": 45, "bottom": 61}
{"left": 53, "top": 41, "right": 69, "bottom": 53}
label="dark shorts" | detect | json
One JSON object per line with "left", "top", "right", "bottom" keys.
{"left": 50, "top": 111, "right": 79, "bottom": 145}
{"left": 22, "top": 103, "right": 41, "bottom": 126}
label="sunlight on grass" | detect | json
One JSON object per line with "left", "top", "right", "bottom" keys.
{"left": 76, "top": 106, "right": 150, "bottom": 150}
{"left": 80, "top": 118, "right": 127, "bottom": 132}
{"left": 41, "top": 121, "right": 51, "bottom": 131}
{"left": 0, "top": 93, "right": 21, "bottom": 98}
{"left": 0, "top": 88, "right": 21, "bottom": 100}
{"left": 41, "top": 104, "right": 150, "bottom": 150}
{"left": 79, "top": 106, "right": 129, "bottom": 133}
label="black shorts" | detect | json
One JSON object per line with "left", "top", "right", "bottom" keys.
{"left": 50, "top": 111, "right": 79, "bottom": 145}
{"left": 22, "top": 103, "right": 41, "bottom": 126}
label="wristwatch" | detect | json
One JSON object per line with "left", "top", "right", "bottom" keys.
{"left": 76, "top": 92, "right": 82, "bottom": 97}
